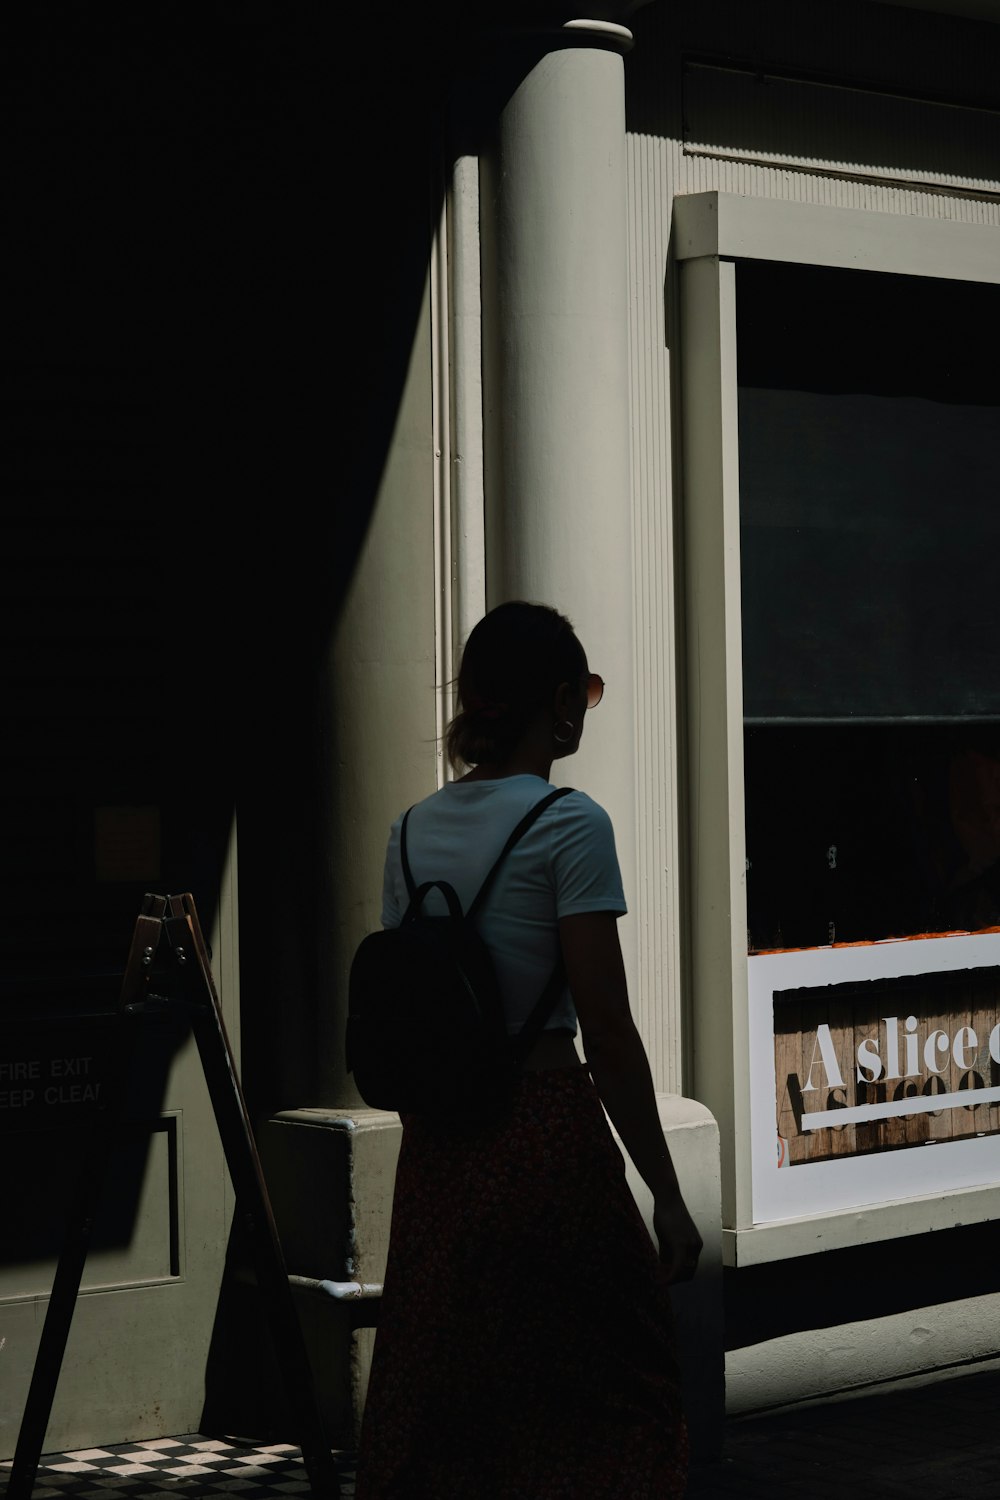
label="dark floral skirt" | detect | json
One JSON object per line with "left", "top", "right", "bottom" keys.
{"left": 355, "top": 1065, "right": 688, "bottom": 1500}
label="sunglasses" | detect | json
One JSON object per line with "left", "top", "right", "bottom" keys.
{"left": 585, "top": 673, "right": 605, "bottom": 709}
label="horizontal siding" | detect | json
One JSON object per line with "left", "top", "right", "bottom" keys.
{"left": 683, "top": 62, "right": 1000, "bottom": 199}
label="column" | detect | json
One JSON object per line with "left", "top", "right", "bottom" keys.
{"left": 481, "top": 18, "right": 639, "bottom": 1002}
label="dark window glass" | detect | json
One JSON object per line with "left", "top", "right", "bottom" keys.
{"left": 737, "top": 261, "right": 1000, "bottom": 950}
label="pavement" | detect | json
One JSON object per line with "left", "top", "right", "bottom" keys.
{"left": 685, "top": 1360, "right": 1000, "bottom": 1499}
{"left": 5, "top": 1360, "right": 999, "bottom": 1497}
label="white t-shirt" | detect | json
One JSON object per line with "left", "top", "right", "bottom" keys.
{"left": 380, "top": 774, "right": 627, "bottom": 1036}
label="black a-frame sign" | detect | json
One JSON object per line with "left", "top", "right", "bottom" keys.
{"left": 7, "top": 892, "right": 341, "bottom": 1499}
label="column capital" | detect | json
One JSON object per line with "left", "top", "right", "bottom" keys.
{"left": 492, "top": 16, "right": 635, "bottom": 55}
{"left": 560, "top": 18, "right": 634, "bottom": 52}
{"left": 478, "top": 2, "right": 656, "bottom": 54}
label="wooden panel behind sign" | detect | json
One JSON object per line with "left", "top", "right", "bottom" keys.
{"left": 774, "top": 965, "right": 1000, "bottom": 1165}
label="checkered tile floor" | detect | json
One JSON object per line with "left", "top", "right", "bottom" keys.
{"left": 1, "top": 1436, "right": 356, "bottom": 1497}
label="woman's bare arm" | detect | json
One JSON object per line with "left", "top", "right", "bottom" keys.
{"left": 559, "top": 910, "right": 703, "bottom": 1283}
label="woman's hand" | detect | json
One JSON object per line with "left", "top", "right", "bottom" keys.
{"left": 559, "top": 912, "right": 705, "bottom": 1287}
{"left": 654, "top": 1197, "right": 703, "bottom": 1285}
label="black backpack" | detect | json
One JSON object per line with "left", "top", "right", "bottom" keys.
{"left": 345, "top": 786, "right": 573, "bottom": 1126}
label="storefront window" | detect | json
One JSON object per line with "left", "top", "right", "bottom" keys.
{"left": 738, "top": 260, "right": 1000, "bottom": 952}
{"left": 676, "top": 194, "right": 1000, "bottom": 1235}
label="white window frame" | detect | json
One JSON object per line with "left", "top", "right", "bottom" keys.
{"left": 674, "top": 190, "right": 1000, "bottom": 1266}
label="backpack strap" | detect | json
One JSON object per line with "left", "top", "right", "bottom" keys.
{"left": 404, "top": 879, "right": 464, "bottom": 923}
{"left": 468, "top": 786, "right": 575, "bottom": 1063}
{"left": 401, "top": 786, "right": 574, "bottom": 917}
{"left": 466, "top": 786, "right": 574, "bottom": 922}
{"left": 509, "top": 958, "right": 571, "bottom": 1067}
{"left": 401, "top": 786, "right": 576, "bottom": 1057}
{"left": 399, "top": 807, "right": 418, "bottom": 903}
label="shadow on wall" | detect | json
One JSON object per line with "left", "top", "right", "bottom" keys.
{"left": 1, "top": 2, "right": 474, "bottom": 1117}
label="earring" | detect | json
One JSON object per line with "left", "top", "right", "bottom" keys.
{"left": 553, "top": 720, "right": 575, "bottom": 745}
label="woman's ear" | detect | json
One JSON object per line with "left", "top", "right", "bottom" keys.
{"left": 552, "top": 680, "right": 573, "bottom": 718}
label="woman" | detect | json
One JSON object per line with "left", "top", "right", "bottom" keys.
{"left": 355, "top": 600, "right": 702, "bottom": 1500}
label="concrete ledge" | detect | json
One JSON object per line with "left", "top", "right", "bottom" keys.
{"left": 257, "top": 1107, "right": 402, "bottom": 1446}
{"left": 263, "top": 1107, "right": 401, "bottom": 1284}
{"left": 726, "top": 1291, "right": 1000, "bottom": 1416}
